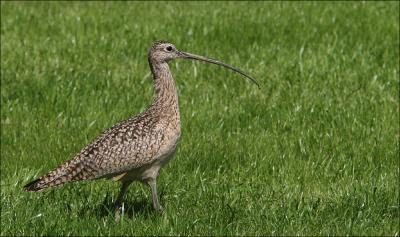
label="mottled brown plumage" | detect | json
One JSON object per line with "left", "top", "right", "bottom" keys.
{"left": 24, "top": 41, "right": 259, "bottom": 215}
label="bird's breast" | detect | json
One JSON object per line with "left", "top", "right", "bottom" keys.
{"left": 153, "top": 121, "right": 181, "bottom": 167}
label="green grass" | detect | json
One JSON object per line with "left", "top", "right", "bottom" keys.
{"left": 1, "top": 1, "right": 399, "bottom": 236}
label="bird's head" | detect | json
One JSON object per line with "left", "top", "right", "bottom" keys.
{"left": 148, "top": 41, "right": 180, "bottom": 63}
{"left": 148, "top": 40, "right": 260, "bottom": 88}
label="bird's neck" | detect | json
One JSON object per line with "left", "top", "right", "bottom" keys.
{"left": 149, "top": 61, "right": 180, "bottom": 116}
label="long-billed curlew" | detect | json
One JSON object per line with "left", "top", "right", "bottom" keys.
{"left": 24, "top": 41, "right": 259, "bottom": 216}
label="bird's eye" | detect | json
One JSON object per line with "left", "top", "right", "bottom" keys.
{"left": 166, "top": 46, "right": 173, "bottom": 51}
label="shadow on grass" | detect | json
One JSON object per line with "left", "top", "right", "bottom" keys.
{"left": 77, "top": 191, "right": 165, "bottom": 220}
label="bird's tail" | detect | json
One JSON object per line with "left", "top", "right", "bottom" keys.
{"left": 24, "top": 157, "right": 98, "bottom": 192}
{"left": 23, "top": 171, "right": 68, "bottom": 191}
{"left": 24, "top": 178, "right": 48, "bottom": 191}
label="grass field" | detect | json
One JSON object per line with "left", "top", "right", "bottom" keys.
{"left": 1, "top": 1, "right": 399, "bottom": 236}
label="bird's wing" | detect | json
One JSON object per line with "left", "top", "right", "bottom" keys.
{"left": 24, "top": 113, "right": 164, "bottom": 191}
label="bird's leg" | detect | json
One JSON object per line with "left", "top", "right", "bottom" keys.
{"left": 147, "top": 178, "right": 163, "bottom": 213}
{"left": 114, "top": 181, "right": 132, "bottom": 220}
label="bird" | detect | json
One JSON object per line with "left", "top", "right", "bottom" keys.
{"left": 24, "top": 40, "right": 259, "bottom": 216}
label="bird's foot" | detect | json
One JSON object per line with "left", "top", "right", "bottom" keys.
{"left": 155, "top": 205, "right": 164, "bottom": 214}
{"left": 114, "top": 202, "right": 125, "bottom": 222}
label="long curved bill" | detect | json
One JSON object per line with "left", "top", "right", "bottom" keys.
{"left": 179, "top": 51, "right": 260, "bottom": 88}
